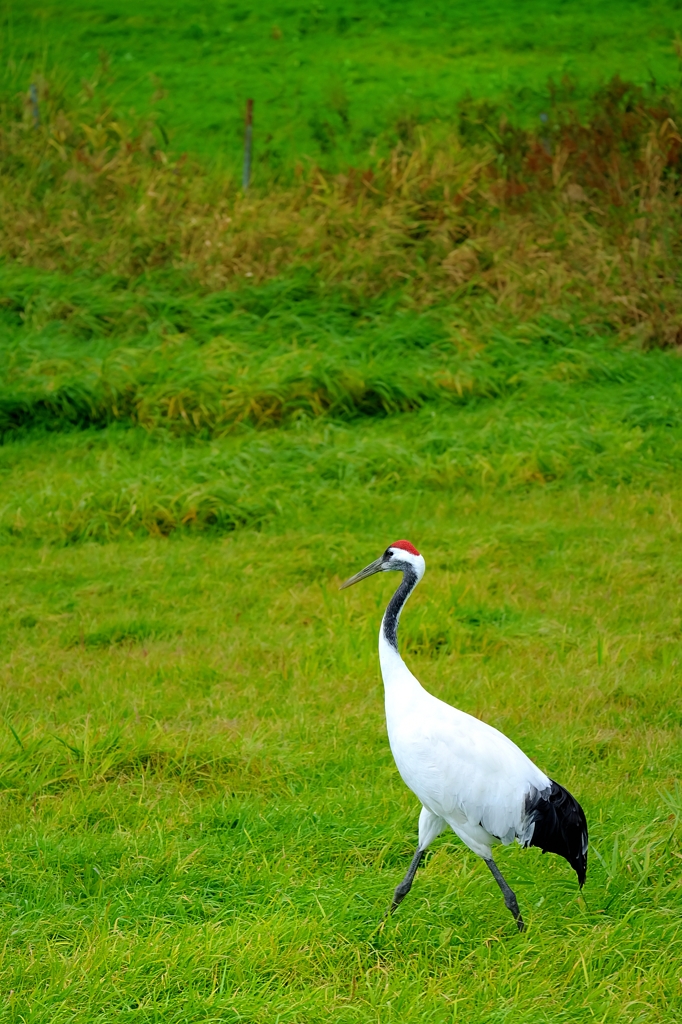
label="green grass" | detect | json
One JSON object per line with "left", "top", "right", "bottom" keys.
{"left": 3, "top": 2, "right": 682, "bottom": 1021}
{"left": 2, "top": 492, "right": 682, "bottom": 1021}
{"left": 4, "top": 0, "right": 682, "bottom": 173}
{"left": 3, "top": 316, "right": 682, "bottom": 542}
{"left": 2, "top": 317, "right": 682, "bottom": 1020}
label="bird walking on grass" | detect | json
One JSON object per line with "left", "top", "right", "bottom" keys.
{"left": 340, "top": 540, "right": 587, "bottom": 932}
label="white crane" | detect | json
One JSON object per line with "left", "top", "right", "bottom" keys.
{"left": 340, "top": 539, "right": 587, "bottom": 932}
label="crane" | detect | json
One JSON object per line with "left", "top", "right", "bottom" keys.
{"left": 340, "top": 539, "right": 588, "bottom": 932}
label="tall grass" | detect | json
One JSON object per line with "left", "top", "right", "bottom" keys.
{"left": 3, "top": 320, "right": 682, "bottom": 543}
{"left": 2, "top": 76, "right": 682, "bottom": 348}
{"left": 3, "top": 75, "right": 682, "bottom": 478}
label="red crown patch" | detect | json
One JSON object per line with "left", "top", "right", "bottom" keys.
{"left": 390, "top": 540, "right": 420, "bottom": 556}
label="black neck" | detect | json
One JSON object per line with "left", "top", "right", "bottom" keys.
{"left": 382, "top": 567, "right": 419, "bottom": 651}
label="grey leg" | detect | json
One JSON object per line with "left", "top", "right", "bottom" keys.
{"left": 387, "top": 846, "right": 425, "bottom": 916}
{"left": 485, "top": 857, "right": 525, "bottom": 932}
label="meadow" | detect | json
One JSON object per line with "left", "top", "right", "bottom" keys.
{"left": 4, "top": 0, "right": 682, "bottom": 172}
{"left": 2, "top": 1, "right": 682, "bottom": 1022}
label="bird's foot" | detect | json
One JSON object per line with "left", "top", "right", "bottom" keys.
{"left": 382, "top": 900, "right": 398, "bottom": 920}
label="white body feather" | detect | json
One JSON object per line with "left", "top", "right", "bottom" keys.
{"left": 379, "top": 630, "right": 550, "bottom": 859}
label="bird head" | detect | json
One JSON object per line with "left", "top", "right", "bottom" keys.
{"left": 339, "top": 540, "right": 425, "bottom": 590}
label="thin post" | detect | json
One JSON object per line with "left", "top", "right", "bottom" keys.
{"left": 242, "top": 98, "right": 253, "bottom": 190}
{"left": 29, "top": 83, "right": 40, "bottom": 128}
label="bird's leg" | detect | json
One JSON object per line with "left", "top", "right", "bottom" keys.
{"left": 386, "top": 847, "right": 425, "bottom": 916}
{"left": 484, "top": 857, "right": 525, "bottom": 933}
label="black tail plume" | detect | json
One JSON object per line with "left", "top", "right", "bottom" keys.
{"left": 525, "top": 781, "right": 588, "bottom": 887}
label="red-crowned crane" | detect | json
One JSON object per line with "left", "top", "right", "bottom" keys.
{"left": 340, "top": 540, "right": 587, "bottom": 932}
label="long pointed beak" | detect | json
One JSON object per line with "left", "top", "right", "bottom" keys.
{"left": 339, "top": 557, "right": 385, "bottom": 590}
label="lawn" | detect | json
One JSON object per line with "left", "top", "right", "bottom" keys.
{"left": 2, "top": 485, "right": 682, "bottom": 1021}
{"left": 1, "top": 1, "right": 682, "bottom": 1022}
{"left": 3, "top": 0, "right": 682, "bottom": 172}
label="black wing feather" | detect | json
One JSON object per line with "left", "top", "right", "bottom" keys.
{"left": 525, "top": 780, "right": 588, "bottom": 887}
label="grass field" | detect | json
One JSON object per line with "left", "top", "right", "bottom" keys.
{"left": 4, "top": 0, "right": 682, "bottom": 172}
{"left": 2, "top": 1, "right": 682, "bottom": 1021}
{"left": 2, "top": 492, "right": 682, "bottom": 1022}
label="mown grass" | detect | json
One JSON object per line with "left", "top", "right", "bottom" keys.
{"left": 4, "top": 0, "right": 682, "bottom": 170}
{"left": 2, "top": 351, "right": 682, "bottom": 1020}
{"left": 3, "top": 5, "right": 682, "bottom": 1021}
{"left": 2, "top": 492, "right": 682, "bottom": 1022}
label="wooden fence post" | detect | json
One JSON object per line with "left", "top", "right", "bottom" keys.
{"left": 242, "top": 98, "right": 254, "bottom": 190}
{"left": 29, "top": 84, "right": 40, "bottom": 128}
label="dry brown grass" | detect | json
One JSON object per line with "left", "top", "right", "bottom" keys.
{"left": 2, "top": 77, "right": 682, "bottom": 346}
